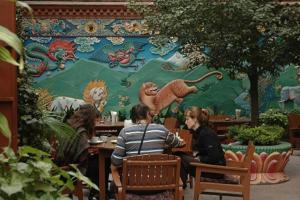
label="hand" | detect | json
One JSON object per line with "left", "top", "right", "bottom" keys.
{"left": 179, "top": 140, "right": 186, "bottom": 147}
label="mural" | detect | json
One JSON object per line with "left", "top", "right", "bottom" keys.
{"left": 139, "top": 71, "right": 223, "bottom": 114}
{"left": 21, "top": 18, "right": 300, "bottom": 118}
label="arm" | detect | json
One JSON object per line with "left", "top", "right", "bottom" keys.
{"left": 165, "top": 130, "right": 185, "bottom": 147}
{"left": 111, "top": 129, "right": 126, "bottom": 167}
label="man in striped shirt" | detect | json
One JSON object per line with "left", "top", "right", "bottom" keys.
{"left": 111, "top": 103, "right": 184, "bottom": 167}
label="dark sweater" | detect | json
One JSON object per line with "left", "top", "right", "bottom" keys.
{"left": 193, "top": 125, "right": 226, "bottom": 166}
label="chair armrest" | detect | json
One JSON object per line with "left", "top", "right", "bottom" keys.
{"left": 111, "top": 165, "right": 122, "bottom": 188}
{"left": 226, "top": 160, "right": 243, "bottom": 168}
{"left": 191, "top": 162, "right": 248, "bottom": 175}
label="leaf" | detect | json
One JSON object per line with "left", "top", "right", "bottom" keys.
{"left": 0, "top": 172, "right": 25, "bottom": 196}
{"left": 16, "top": 1, "right": 33, "bottom": 15}
{"left": 68, "top": 164, "right": 99, "bottom": 191}
{"left": 0, "top": 25, "right": 23, "bottom": 55}
{"left": 34, "top": 183, "right": 57, "bottom": 192}
{"left": 0, "top": 113, "right": 11, "bottom": 139}
{"left": 16, "top": 162, "right": 30, "bottom": 173}
{"left": 0, "top": 47, "right": 20, "bottom": 66}
{"left": 19, "top": 146, "right": 50, "bottom": 157}
{"left": 3, "top": 147, "right": 16, "bottom": 160}
{"left": 43, "top": 116, "right": 75, "bottom": 139}
{"left": 57, "top": 196, "right": 72, "bottom": 200}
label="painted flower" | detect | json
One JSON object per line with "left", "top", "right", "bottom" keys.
{"left": 112, "top": 24, "right": 122, "bottom": 33}
{"left": 106, "top": 37, "right": 125, "bottom": 45}
{"left": 84, "top": 21, "right": 98, "bottom": 33}
{"left": 257, "top": 25, "right": 266, "bottom": 33}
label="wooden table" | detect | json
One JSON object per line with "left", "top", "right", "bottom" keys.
{"left": 94, "top": 121, "right": 124, "bottom": 136}
{"left": 89, "top": 138, "right": 117, "bottom": 200}
{"left": 209, "top": 118, "right": 251, "bottom": 127}
{"left": 209, "top": 118, "right": 251, "bottom": 136}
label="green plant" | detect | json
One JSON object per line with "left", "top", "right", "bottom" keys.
{"left": 228, "top": 125, "right": 284, "bottom": 145}
{"left": 0, "top": 112, "right": 98, "bottom": 199}
{"left": 289, "top": 108, "right": 300, "bottom": 115}
{"left": 0, "top": 0, "right": 31, "bottom": 70}
{"left": 259, "top": 109, "right": 288, "bottom": 128}
{"left": 18, "top": 75, "right": 75, "bottom": 151}
{"left": 130, "top": 0, "right": 300, "bottom": 125}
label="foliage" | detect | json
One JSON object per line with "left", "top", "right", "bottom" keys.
{"left": 0, "top": 0, "right": 31, "bottom": 70}
{"left": 15, "top": 7, "right": 74, "bottom": 151}
{"left": 118, "top": 95, "right": 130, "bottom": 121}
{"left": 18, "top": 68, "right": 74, "bottom": 152}
{"left": 228, "top": 124, "right": 284, "bottom": 145}
{"left": 289, "top": 108, "right": 300, "bottom": 115}
{"left": 130, "top": 0, "right": 300, "bottom": 125}
{"left": 0, "top": 113, "right": 98, "bottom": 200}
{"left": 259, "top": 109, "right": 288, "bottom": 128}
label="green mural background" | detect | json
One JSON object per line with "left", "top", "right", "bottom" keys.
{"left": 21, "top": 18, "right": 300, "bottom": 118}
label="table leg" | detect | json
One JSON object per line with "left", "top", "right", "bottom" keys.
{"left": 98, "top": 151, "right": 106, "bottom": 200}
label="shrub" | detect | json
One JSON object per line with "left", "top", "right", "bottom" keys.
{"left": 0, "top": 113, "right": 98, "bottom": 199}
{"left": 228, "top": 125, "right": 284, "bottom": 145}
{"left": 259, "top": 109, "right": 288, "bottom": 129}
{"left": 289, "top": 108, "right": 300, "bottom": 115}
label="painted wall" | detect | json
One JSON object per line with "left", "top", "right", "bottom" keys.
{"left": 21, "top": 18, "right": 300, "bottom": 118}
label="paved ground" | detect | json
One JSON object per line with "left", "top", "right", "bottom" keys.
{"left": 78, "top": 150, "right": 300, "bottom": 200}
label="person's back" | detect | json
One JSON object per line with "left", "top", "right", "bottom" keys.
{"left": 111, "top": 103, "right": 184, "bottom": 167}
{"left": 111, "top": 123, "right": 182, "bottom": 167}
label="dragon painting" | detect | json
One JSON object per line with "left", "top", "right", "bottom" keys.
{"left": 25, "top": 40, "right": 77, "bottom": 77}
{"left": 90, "top": 42, "right": 146, "bottom": 70}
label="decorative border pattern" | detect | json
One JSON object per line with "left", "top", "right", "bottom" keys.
{"left": 21, "top": 19, "right": 151, "bottom": 37}
{"left": 22, "top": 2, "right": 143, "bottom": 19}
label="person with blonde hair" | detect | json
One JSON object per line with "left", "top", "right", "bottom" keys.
{"left": 178, "top": 106, "right": 225, "bottom": 188}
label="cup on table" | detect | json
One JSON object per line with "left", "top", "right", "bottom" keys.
{"left": 91, "top": 136, "right": 100, "bottom": 143}
{"left": 235, "top": 109, "right": 241, "bottom": 119}
{"left": 100, "top": 135, "right": 108, "bottom": 142}
{"left": 110, "top": 111, "right": 118, "bottom": 124}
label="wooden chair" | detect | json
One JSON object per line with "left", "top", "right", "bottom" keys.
{"left": 288, "top": 113, "right": 300, "bottom": 150}
{"left": 191, "top": 141, "right": 255, "bottom": 200}
{"left": 111, "top": 154, "right": 183, "bottom": 200}
{"left": 164, "top": 117, "right": 179, "bottom": 132}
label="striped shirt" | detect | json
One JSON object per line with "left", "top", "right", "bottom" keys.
{"left": 111, "top": 123, "right": 182, "bottom": 167}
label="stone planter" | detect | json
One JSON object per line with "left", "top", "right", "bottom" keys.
{"left": 222, "top": 141, "right": 292, "bottom": 184}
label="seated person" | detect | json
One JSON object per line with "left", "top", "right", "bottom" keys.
{"left": 178, "top": 106, "right": 226, "bottom": 187}
{"left": 55, "top": 104, "right": 101, "bottom": 200}
{"left": 111, "top": 103, "right": 184, "bottom": 167}
{"left": 55, "top": 104, "right": 99, "bottom": 172}
{"left": 111, "top": 103, "right": 185, "bottom": 197}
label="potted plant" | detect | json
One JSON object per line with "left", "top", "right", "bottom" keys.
{"left": 0, "top": 112, "right": 98, "bottom": 199}
{"left": 224, "top": 109, "right": 292, "bottom": 184}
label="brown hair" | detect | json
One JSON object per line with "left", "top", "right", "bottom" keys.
{"left": 67, "top": 104, "right": 99, "bottom": 136}
{"left": 184, "top": 106, "right": 209, "bottom": 125}
{"left": 130, "top": 103, "right": 150, "bottom": 123}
